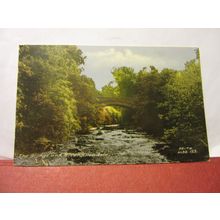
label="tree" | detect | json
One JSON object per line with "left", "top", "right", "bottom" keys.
{"left": 157, "top": 57, "right": 208, "bottom": 156}
{"left": 15, "top": 45, "right": 88, "bottom": 153}
{"left": 101, "top": 81, "right": 118, "bottom": 97}
{"left": 112, "top": 67, "right": 137, "bottom": 97}
{"left": 132, "top": 66, "right": 164, "bottom": 135}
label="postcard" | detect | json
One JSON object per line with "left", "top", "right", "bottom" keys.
{"left": 14, "top": 45, "right": 209, "bottom": 166}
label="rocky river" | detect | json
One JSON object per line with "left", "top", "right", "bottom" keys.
{"left": 15, "top": 126, "right": 170, "bottom": 166}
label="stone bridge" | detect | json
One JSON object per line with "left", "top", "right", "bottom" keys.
{"left": 96, "top": 96, "right": 135, "bottom": 109}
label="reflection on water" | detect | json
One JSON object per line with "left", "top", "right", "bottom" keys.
{"left": 15, "top": 126, "right": 169, "bottom": 166}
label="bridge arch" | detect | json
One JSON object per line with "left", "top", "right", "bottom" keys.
{"left": 96, "top": 96, "right": 135, "bottom": 109}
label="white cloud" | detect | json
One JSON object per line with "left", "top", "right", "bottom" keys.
{"left": 86, "top": 48, "right": 157, "bottom": 70}
{"left": 80, "top": 46, "right": 196, "bottom": 90}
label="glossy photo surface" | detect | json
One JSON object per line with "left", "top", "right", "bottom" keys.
{"left": 14, "top": 45, "right": 209, "bottom": 166}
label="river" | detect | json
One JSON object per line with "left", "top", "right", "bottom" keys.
{"left": 15, "top": 126, "right": 169, "bottom": 166}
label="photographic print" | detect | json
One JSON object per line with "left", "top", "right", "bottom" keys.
{"left": 14, "top": 45, "right": 209, "bottom": 166}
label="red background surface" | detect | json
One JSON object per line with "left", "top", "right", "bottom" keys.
{"left": 0, "top": 158, "right": 220, "bottom": 192}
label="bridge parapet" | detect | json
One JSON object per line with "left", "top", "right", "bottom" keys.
{"left": 96, "top": 96, "right": 135, "bottom": 109}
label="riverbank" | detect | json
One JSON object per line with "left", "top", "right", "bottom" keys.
{"left": 15, "top": 127, "right": 169, "bottom": 166}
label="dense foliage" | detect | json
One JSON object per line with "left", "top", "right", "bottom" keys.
{"left": 104, "top": 51, "right": 208, "bottom": 159}
{"left": 16, "top": 45, "right": 99, "bottom": 152}
{"left": 15, "top": 46, "right": 208, "bottom": 160}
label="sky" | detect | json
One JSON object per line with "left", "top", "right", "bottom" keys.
{"left": 79, "top": 46, "right": 197, "bottom": 90}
